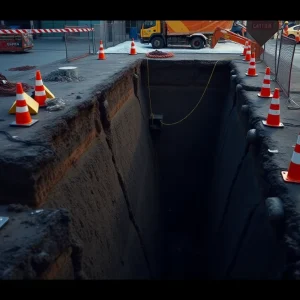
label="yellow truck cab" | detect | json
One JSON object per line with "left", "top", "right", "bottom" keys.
{"left": 140, "top": 20, "right": 234, "bottom": 49}
{"left": 140, "top": 20, "right": 162, "bottom": 44}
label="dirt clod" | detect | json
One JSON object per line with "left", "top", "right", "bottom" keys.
{"left": 21, "top": 219, "right": 36, "bottom": 226}
{"left": 7, "top": 204, "right": 30, "bottom": 213}
{"left": 31, "top": 251, "right": 51, "bottom": 273}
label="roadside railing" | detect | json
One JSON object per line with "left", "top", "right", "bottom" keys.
{"left": 261, "top": 28, "right": 297, "bottom": 98}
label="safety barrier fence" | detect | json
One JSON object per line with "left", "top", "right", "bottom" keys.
{"left": 0, "top": 28, "right": 94, "bottom": 34}
{"left": 63, "top": 25, "right": 96, "bottom": 62}
{"left": 261, "top": 38, "right": 280, "bottom": 81}
{"left": 262, "top": 28, "right": 297, "bottom": 98}
{"left": 276, "top": 35, "right": 297, "bottom": 97}
{"left": 0, "top": 27, "right": 96, "bottom": 63}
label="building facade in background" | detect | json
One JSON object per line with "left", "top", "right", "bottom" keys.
{"left": 125, "top": 20, "right": 144, "bottom": 35}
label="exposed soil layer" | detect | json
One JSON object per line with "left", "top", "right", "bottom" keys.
{"left": 0, "top": 205, "right": 74, "bottom": 279}
{"left": 0, "top": 55, "right": 300, "bottom": 279}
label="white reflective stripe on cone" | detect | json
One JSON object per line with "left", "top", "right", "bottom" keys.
{"left": 271, "top": 98, "right": 280, "bottom": 105}
{"left": 16, "top": 94, "right": 25, "bottom": 100}
{"left": 265, "top": 75, "right": 271, "bottom": 80}
{"left": 16, "top": 106, "right": 29, "bottom": 113}
{"left": 35, "top": 79, "right": 43, "bottom": 85}
{"left": 249, "top": 65, "right": 256, "bottom": 69}
{"left": 269, "top": 109, "right": 280, "bottom": 115}
{"left": 35, "top": 91, "right": 46, "bottom": 96}
{"left": 262, "top": 84, "right": 270, "bottom": 88}
{"left": 291, "top": 150, "right": 300, "bottom": 165}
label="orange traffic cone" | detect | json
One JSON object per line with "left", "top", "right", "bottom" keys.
{"left": 130, "top": 38, "right": 137, "bottom": 55}
{"left": 34, "top": 70, "right": 47, "bottom": 107}
{"left": 245, "top": 52, "right": 258, "bottom": 77}
{"left": 258, "top": 67, "right": 273, "bottom": 98}
{"left": 98, "top": 40, "right": 106, "bottom": 60}
{"left": 10, "top": 83, "right": 39, "bottom": 127}
{"left": 262, "top": 88, "right": 284, "bottom": 128}
{"left": 243, "top": 43, "right": 251, "bottom": 61}
{"left": 282, "top": 132, "right": 300, "bottom": 183}
{"left": 241, "top": 41, "right": 249, "bottom": 56}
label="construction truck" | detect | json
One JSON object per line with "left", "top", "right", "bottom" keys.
{"left": 140, "top": 20, "right": 235, "bottom": 49}
{"left": 0, "top": 26, "right": 34, "bottom": 53}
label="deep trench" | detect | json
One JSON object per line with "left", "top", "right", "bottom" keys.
{"left": 41, "top": 59, "right": 285, "bottom": 280}
{"left": 140, "top": 61, "right": 231, "bottom": 279}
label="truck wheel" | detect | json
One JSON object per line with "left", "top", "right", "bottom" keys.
{"left": 191, "top": 37, "right": 205, "bottom": 49}
{"left": 151, "top": 37, "right": 165, "bottom": 49}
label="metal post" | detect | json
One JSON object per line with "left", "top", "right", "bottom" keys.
{"left": 274, "top": 27, "right": 283, "bottom": 78}
{"left": 275, "top": 36, "right": 282, "bottom": 82}
{"left": 92, "top": 25, "right": 96, "bottom": 54}
{"left": 86, "top": 24, "right": 91, "bottom": 55}
{"left": 112, "top": 22, "right": 115, "bottom": 46}
{"left": 274, "top": 38, "right": 278, "bottom": 78}
{"left": 64, "top": 32, "right": 69, "bottom": 62}
{"left": 104, "top": 21, "right": 107, "bottom": 49}
{"left": 287, "top": 41, "right": 296, "bottom": 97}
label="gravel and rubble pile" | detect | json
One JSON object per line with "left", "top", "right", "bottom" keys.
{"left": 45, "top": 98, "right": 66, "bottom": 111}
{"left": 42, "top": 70, "right": 85, "bottom": 83}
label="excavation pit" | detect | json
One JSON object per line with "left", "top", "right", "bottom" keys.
{"left": 0, "top": 55, "right": 299, "bottom": 280}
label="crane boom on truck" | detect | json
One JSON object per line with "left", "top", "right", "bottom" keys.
{"left": 140, "top": 20, "right": 234, "bottom": 49}
{"left": 211, "top": 27, "right": 264, "bottom": 60}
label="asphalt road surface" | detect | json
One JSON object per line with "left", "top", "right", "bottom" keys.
{"left": 0, "top": 38, "right": 95, "bottom": 77}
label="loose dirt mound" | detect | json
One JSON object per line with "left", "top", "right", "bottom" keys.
{"left": 8, "top": 66, "right": 36, "bottom": 71}
{"left": 146, "top": 50, "right": 174, "bottom": 59}
{"left": 0, "top": 74, "right": 33, "bottom": 96}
